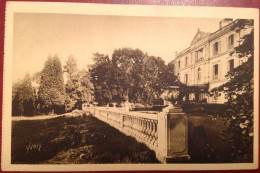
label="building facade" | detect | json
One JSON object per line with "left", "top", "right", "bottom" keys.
{"left": 172, "top": 19, "right": 253, "bottom": 104}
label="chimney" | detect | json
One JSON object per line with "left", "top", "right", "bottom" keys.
{"left": 219, "top": 18, "right": 233, "bottom": 29}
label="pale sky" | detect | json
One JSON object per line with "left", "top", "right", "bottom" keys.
{"left": 13, "top": 13, "right": 221, "bottom": 82}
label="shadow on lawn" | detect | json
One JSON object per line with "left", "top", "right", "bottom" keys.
{"left": 187, "top": 115, "right": 253, "bottom": 163}
{"left": 12, "top": 114, "right": 253, "bottom": 164}
{"left": 11, "top": 115, "right": 159, "bottom": 164}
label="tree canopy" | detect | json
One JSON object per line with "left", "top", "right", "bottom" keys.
{"left": 38, "top": 55, "right": 65, "bottom": 114}
{"left": 89, "top": 48, "right": 177, "bottom": 106}
{"left": 12, "top": 73, "right": 34, "bottom": 116}
{"left": 64, "top": 55, "right": 94, "bottom": 111}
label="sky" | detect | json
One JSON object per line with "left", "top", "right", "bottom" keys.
{"left": 13, "top": 13, "right": 221, "bottom": 82}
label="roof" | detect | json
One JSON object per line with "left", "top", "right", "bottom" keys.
{"left": 190, "top": 29, "right": 211, "bottom": 45}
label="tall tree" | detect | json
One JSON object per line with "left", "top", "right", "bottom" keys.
{"left": 112, "top": 48, "right": 146, "bottom": 103}
{"left": 64, "top": 55, "right": 94, "bottom": 111}
{"left": 77, "top": 69, "right": 94, "bottom": 106}
{"left": 38, "top": 55, "right": 65, "bottom": 114}
{"left": 89, "top": 48, "right": 177, "bottom": 106}
{"left": 89, "top": 53, "right": 114, "bottom": 105}
{"left": 64, "top": 55, "right": 79, "bottom": 111}
{"left": 12, "top": 73, "right": 34, "bottom": 116}
{"left": 213, "top": 19, "right": 254, "bottom": 159}
{"left": 64, "top": 55, "right": 78, "bottom": 80}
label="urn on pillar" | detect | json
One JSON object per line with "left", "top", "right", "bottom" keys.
{"left": 160, "top": 86, "right": 182, "bottom": 112}
{"left": 157, "top": 86, "right": 190, "bottom": 163}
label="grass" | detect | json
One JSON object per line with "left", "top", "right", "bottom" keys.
{"left": 188, "top": 115, "right": 253, "bottom": 163}
{"left": 11, "top": 113, "right": 252, "bottom": 164}
{"left": 11, "top": 115, "right": 159, "bottom": 164}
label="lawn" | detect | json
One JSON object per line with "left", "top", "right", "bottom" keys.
{"left": 11, "top": 114, "right": 159, "bottom": 164}
{"left": 11, "top": 113, "right": 252, "bottom": 164}
{"left": 188, "top": 115, "right": 253, "bottom": 163}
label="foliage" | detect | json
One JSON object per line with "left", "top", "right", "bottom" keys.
{"left": 38, "top": 55, "right": 65, "bottom": 114}
{"left": 111, "top": 48, "right": 146, "bottom": 103}
{"left": 64, "top": 55, "right": 94, "bottom": 112}
{"left": 12, "top": 73, "right": 35, "bottom": 116}
{"left": 89, "top": 48, "right": 177, "bottom": 106}
{"left": 89, "top": 53, "right": 114, "bottom": 105}
{"left": 212, "top": 19, "right": 254, "bottom": 159}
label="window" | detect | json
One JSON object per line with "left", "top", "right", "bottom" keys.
{"left": 213, "top": 64, "right": 218, "bottom": 80}
{"left": 195, "top": 49, "right": 203, "bottom": 62}
{"left": 213, "top": 94, "right": 218, "bottom": 101}
{"left": 185, "top": 57, "right": 188, "bottom": 67}
{"left": 198, "top": 68, "right": 201, "bottom": 81}
{"left": 185, "top": 74, "right": 188, "bottom": 83}
{"left": 228, "top": 34, "right": 234, "bottom": 49}
{"left": 228, "top": 59, "right": 234, "bottom": 71}
{"left": 213, "top": 42, "right": 219, "bottom": 55}
{"left": 178, "top": 60, "right": 181, "bottom": 69}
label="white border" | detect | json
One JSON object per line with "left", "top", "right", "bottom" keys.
{"left": 2, "top": 1, "right": 259, "bottom": 171}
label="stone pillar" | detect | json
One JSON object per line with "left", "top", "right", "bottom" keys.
{"left": 166, "top": 107, "right": 189, "bottom": 161}
{"left": 124, "top": 101, "right": 130, "bottom": 112}
{"left": 156, "top": 106, "right": 190, "bottom": 163}
{"left": 157, "top": 111, "right": 168, "bottom": 161}
{"left": 112, "top": 102, "right": 116, "bottom": 109}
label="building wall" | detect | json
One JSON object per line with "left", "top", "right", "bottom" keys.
{"left": 173, "top": 19, "right": 252, "bottom": 104}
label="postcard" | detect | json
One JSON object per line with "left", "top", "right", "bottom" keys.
{"left": 2, "top": 1, "right": 259, "bottom": 171}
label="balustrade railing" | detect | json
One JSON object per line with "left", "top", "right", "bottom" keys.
{"left": 82, "top": 105, "right": 189, "bottom": 163}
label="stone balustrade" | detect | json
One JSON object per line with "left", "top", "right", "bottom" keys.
{"left": 82, "top": 105, "right": 189, "bottom": 163}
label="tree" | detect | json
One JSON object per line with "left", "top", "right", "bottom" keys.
{"left": 64, "top": 55, "right": 94, "bottom": 111}
{"left": 38, "top": 55, "right": 65, "bottom": 114}
{"left": 212, "top": 19, "right": 254, "bottom": 160}
{"left": 112, "top": 48, "right": 146, "bottom": 103}
{"left": 89, "top": 53, "right": 114, "bottom": 105}
{"left": 77, "top": 69, "right": 94, "bottom": 106}
{"left": 89, "top": 48, "right": 178, "bottom": 106}
{"left": 12, "top": 73, "right": 34, "bottom": 116}
{"left": 140, "top": 56, "right": 176, "bottom": 105}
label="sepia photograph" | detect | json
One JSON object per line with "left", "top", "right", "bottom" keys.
{"left": 2, "top": 1, "right": 259, "bottom": 171}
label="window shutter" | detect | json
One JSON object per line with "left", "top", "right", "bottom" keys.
{"left": 234, "top": 33, "right": 238, "bottom": 47}
{"left": 210, "top": 65, "right": 213, "bottom": 81}
{"left": 227, "top": 60, "right": 229, "bottom": 72}
{"left": 218, "top": 41, "right": 221, "bottom": 53}
{"left": 218, "top": 63, "right": 222, "bottom": 79}
{"left": 226, "top": 37, "right": 229, "bottom": 50}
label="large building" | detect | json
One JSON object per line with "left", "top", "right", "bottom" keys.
{"left": 172, "top": 19, "right": 253, "bottom": 104}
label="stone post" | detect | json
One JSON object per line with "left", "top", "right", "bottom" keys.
{"left": 124, "top": 101, "right": 130, "bottom": 112}
{"left": 156, "top": 107, "right": 189, "bottom": 163}
{"left": 112, "top": 102, "right": 117, "bottom": 109}
{"left": 166, "top": 107, "right": 189, "bottom": 161}
{"left": 157, "top": 111, "right": 168, "bottom": 161}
